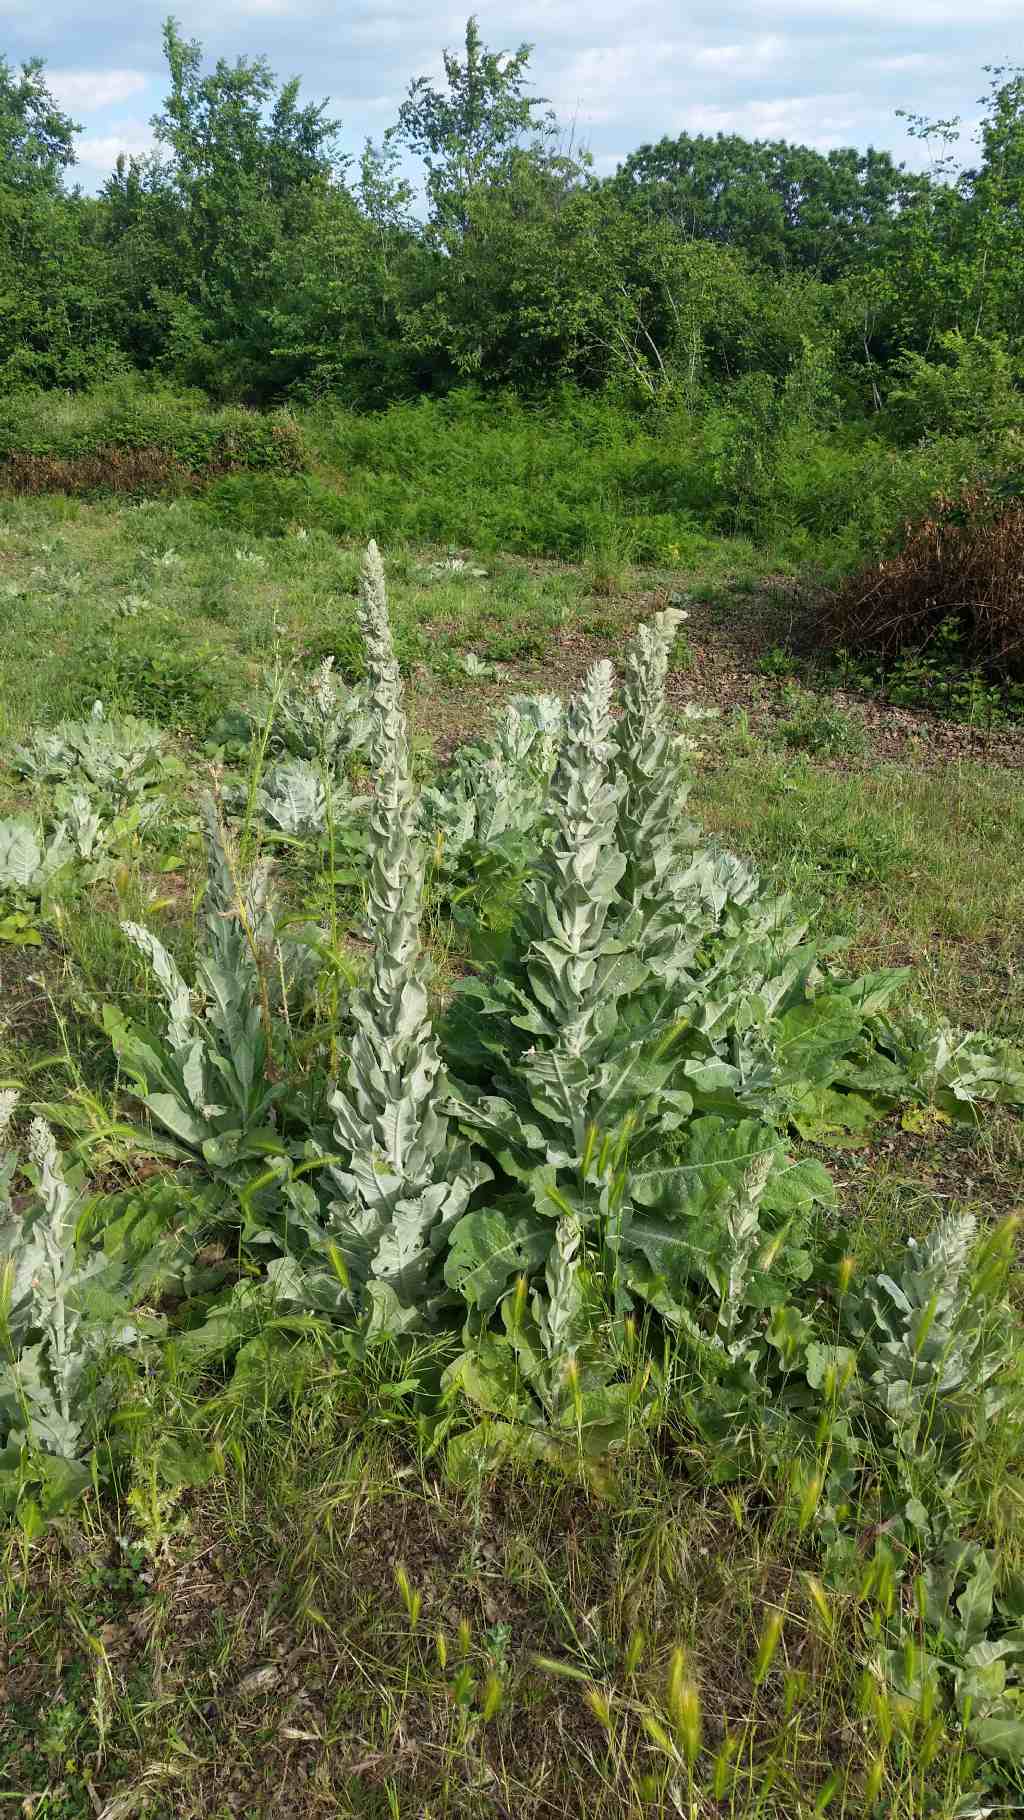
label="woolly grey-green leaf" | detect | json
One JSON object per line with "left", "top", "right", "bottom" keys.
{"left": 326, "top": 543, "right": 489, "bottom": 1319}
{"left": 273, "top": 657, "right": 372, "bottom": 771}
{"left": 0, "top": 1111, "right": 121, "bottom": 1466}
{"left": 13, "top": 706, "right": 169, "bottom": 808}
{"left": 113, "top": 798, "right": 289, "bottom": 1169}
{"left": 421, "top": 693, "right": 563, "bottom": 869}
{"left": 0, "top": 817, "right": 72, "bottom": 895}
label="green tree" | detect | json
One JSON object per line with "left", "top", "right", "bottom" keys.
{"left": 960, "top": 66, "right": 1024, "bottom": 341}
{"left": 147, "top": 16, "right": 347, "bottom": 396}
{"left": 0, "top": 56, "right": 78, "bottom": 192}
{"left": 95, "top": 153, "right": 190, "bottom": 371}
{"left": 872, "top": 69, "right": 1024, "bottom": 358}
{"left": 609, "top": 132, "right": 930, "bottom": 281}
{"left": 392, "top": 15, "right": 560, "bottom": 242}
{"left": 0, "top": 58, "right": 118, "bottom": 387}
{"left": 258, "top": 187, "right": 429, "bottom": 405}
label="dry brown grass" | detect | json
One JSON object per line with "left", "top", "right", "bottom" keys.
{"left": 823, "top": 487, "right": 1024, "bottom": 678}
{"left": 0, "top": 415, "right": 307, "bottom": 495}
{"left": 0, "top": 445, "right": 195, "bottom": 496}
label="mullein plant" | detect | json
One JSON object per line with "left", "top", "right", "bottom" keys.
{"left": 420, "top": 691, "right": 563, "bottom": 880}
{"left": 324, "top": 542, "right": 489, "bottom": 1329}
{"left": 108, "top": 796, "right": 292, "bottom": 1175}
{"left": 12, "top": 703, "right": 169, "bottom": 808}
{"left": 441, "top": 644, "right": 830, "bottom": 1302}
{"left": 615, "top": 606, "right": 698, "bottom": 935}
{"left": 842, "top": 1211, "right": 1022, "bottom": 1481}
{"left": 0, "top": 1097, "right": 110, "bottom": 1499}
{"left": 444, "top": 658, "right": 668, "bottom": 1206}
{"left": 612, "top": 607, "right": 821, "bottom": 1102}
{"left": 611, "top": 610, "right": 923, "bottom": 1139}
{"left": 441, "top": 658, "right": 739, "bottom": 1451}
{"left": 271, "top": 655, "right": 372, "bottom": 775}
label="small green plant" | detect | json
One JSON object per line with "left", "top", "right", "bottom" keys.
{"left": 12, "top": 703, "right": 171, "bottom": 805}
{"left": 104, "top": 798, "right": 311, "bottom": 1178}
{"left": 0, "top": 814, "right": 74, "bottom": 943}
{"left": 773, "top": 686, "right": 869, "bottom": 757}
{"left": 270, "top": 656, "right": 372, "bottom": 771}
{"left": 758, "top": 645, "right": 800, "bottom": 679}
{"left": 73, "top": 629, "right": 233, "bottom": 732}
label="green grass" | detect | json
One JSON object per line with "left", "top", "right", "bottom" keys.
{"left": 1, "top": 489, "right": 1023, "bottom": 1817}
{"left": 1, "top": 377, "right": 996, "bottom": 574}
{"left": 697, "top": 750, "right": 1024, "bottom": 1040}
{"left": 4, "top": 1311, "right": 1019, "bottom": 1820}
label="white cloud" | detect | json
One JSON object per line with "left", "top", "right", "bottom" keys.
{"left": 75, "top": 125, "right": 156, "bottom": 172}
{"left": 692, "top": 37, "right": 787, "bottom": 74}
{"left": 48, "top": 68, "right": 148, "bottom": 112}
{"left": 5, "top": 0, "right": 1016, "bottom": 190}
{"left": 673, "top": 94, "right": 865, "bottom": 150}
{"left": 548, "top": 43, "right": 685, "bottom": 126}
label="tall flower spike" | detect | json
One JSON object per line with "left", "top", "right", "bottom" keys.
{"left": 358, "top": 539, "right": 395, "bottom": 679}
{"left": 328, "top": 542, "right": 488, "bottom": 1317}
{"left": 617, "top": 608, "right": 693, "bottom": 906}
{"left": 25, "top": 1117, "right": 85, "bottom": 1443}
{"left": 0, "top": 1089, "right": 17, "bottom": 1143}
{"left": 520, "top": 659, "right": 627, "bottom": 1067}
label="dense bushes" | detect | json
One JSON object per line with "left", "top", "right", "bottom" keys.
{"left": 6, "top": 25, "right": 1024, "bottom": 421}
{"left": 0, "top": 385, "right": 307, "bottom": 494}
{"left": 1, "top": 375, "right": 1012, "bottom": 585}
{"left": 3, "top": 23, "right": 1024, "bottom": 590}
{"left": 205, "top": 389, "right": 994, "bottom": 571}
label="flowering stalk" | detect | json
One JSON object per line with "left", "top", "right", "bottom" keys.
{"left": 617, "top": 607, "right": 693, "bottom": 907}
{"left": 327, "top": 542, "right": 487, "bottom": 1320}
{"left": 522, "top": 658, "right": 626, "bottom": 1063}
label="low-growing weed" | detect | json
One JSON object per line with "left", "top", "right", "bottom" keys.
{"left": 773, "top": 686, "right": 869, "bottom": 758}
{"left": 833, "top": 638, "right": 1024, "bottom": 728}
{"left": 73, "top": 626, "right": 236, "bottom": 731}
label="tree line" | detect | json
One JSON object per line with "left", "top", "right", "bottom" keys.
{"left": 2, "top": 17, "right": 1023, "bottom": 410}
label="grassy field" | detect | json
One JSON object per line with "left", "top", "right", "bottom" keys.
{"left": 1, "top": 490, "right": 1023, "bottom": 1819}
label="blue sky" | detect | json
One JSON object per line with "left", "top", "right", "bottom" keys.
{"left": 5, "top": 0, "right": 1020, "bottom": 190}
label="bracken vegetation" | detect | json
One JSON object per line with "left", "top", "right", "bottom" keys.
{"left": 825, "top": 487, "right": 1024, "bottom": 679}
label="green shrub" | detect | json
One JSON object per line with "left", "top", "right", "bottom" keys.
{"left": 303, "top": 390, "right": 709, "bottom": 560}
{"left": 882, "top": 332, "right": 1024, "bottom": 445}
{"left": 4, "top": 379, "right": 1006, "bottom": 574}
{"left": 201, "top": 473, "right": 345, "bottom": 537}
{"left": 0, "top": 382, "right": 308, "bottom": 495}
{"left": 73, "top": 625, "right": 234, "bottom": 732}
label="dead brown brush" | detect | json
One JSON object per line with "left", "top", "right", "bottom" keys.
{"left": 0, "top": 445, "right": 194, "bottom": 496}
{"left": 0, "top": 416, "right": 306, "bottom": 497}
{"left": 822, "top": 487, "right": 1024, "bottom": 680}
